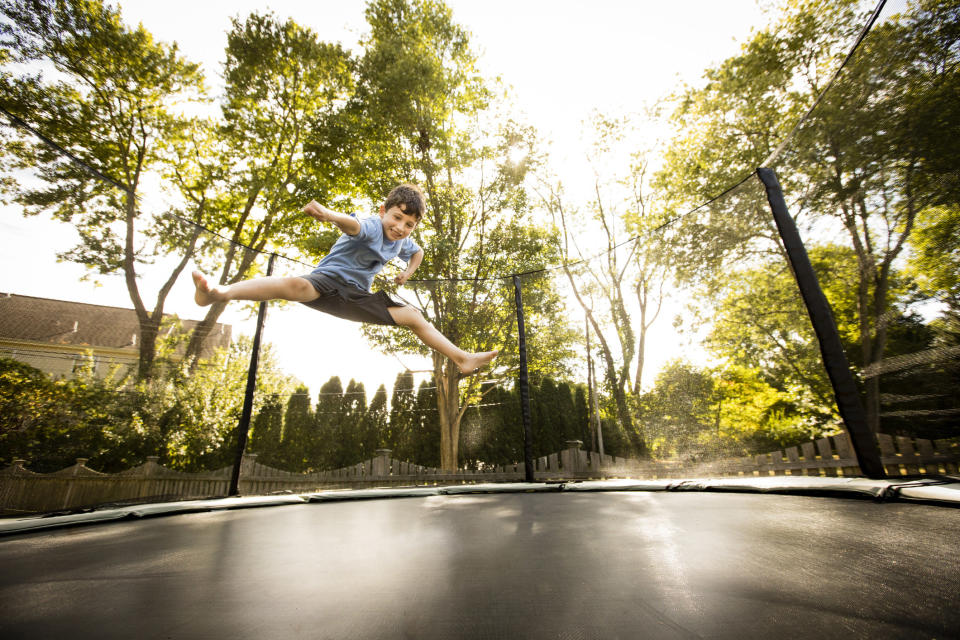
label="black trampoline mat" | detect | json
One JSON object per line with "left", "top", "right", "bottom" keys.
{"left": 1, "top": 491, "right": 958, "bottom": 639}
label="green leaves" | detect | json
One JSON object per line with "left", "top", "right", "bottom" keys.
{"left": 1, "top": 0, "right": 209, "bottom": 378}
{"left": 303, "top": 0, "right": 573, "bottom": 468}
{"left": 907, "top": 206, "right": 960, "bottom": 311}
{"left": 651, "top": 0, "right": 960, "bottom": 436}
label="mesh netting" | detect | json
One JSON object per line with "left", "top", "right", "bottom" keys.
{"left": 763, "top": 0, "right": 960, "bottom": 446}
{"left": 1, "top": 0, "right": 957, "bottom": 515}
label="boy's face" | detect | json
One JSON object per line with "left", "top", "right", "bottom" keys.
{"left": 379, "top": 204, "right": 419, "bottom": 241}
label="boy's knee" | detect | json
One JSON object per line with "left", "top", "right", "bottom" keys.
{"left": 289, "top": 277, "right": 318, "bottom": 301}
{"left": 391, "top": 305, "right": 423, "bottom": 327}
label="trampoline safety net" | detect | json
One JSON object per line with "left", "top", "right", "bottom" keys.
{"left": 0, "top": 0, "right": 957, "bottom": 518}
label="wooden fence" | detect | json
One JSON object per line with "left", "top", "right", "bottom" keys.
{"left": 532, "top": 433, "right": 959, "bottom": 480}
{"left": 2, "top": 433, "right": 957, "bottom": 515}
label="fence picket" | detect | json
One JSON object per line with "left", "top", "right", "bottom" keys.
{"left": 767, "top": 450, "right": 784, "bottom": 474}
{"left": 815, "top": 438, "right": 836, "bottom": 477}
{"left": 877, "top": 433, "right": 902, "bottom": 476}
{"left": 785, "top": 447, "right": 800, "bottom": 473}
{"left": 896, "top": 437, "right": 921, "bottom": 474}
{"left": 547, "top": 453, "right": 559, "bottom": 473}
{"left": 589, "top": 451, "right": 600, "bottom": 471}
{"left": 933, "top": 440, "right": 958, "bottom": 474}
{"left": 800, "top": 443, "right": 817, "bottom": 476}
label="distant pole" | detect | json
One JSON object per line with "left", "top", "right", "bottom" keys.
{"left": 756, "top": 168, "right": 884, "bottom": 479}
{"left": 229, "top": 252, "right": 277, "bottom": 496}
{"left": 513, "top": 275, "right": 535, "bottom": 482}
{"left": 586, "top": 317, "right": 596, "bottom": 452}
{"left": 586, "top": 315, "right": 604, "bottom": 457}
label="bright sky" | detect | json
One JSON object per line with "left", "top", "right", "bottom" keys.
{"left": 1, "top": 0, "right": 769, "bottom": 397}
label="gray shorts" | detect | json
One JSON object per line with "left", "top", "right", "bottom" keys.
{"left": 298, "top": 272, "right": 403, "bottom": 326}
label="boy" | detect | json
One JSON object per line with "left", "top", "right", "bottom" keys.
{"left": 192, "top": 183, "right": 498, "bottom": 375}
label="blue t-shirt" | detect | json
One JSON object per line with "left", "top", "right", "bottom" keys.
{"left": 312, "top": 215, "right": 422, "bottom": 291}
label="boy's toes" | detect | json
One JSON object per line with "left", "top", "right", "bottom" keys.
{"left": 459, "top": 350, "right": 499, "bottom": 376}
{"left": 192, "top": 271, "right": 213, "bottom": 306}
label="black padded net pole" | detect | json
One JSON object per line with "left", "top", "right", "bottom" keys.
{"left": 513, "top": 274, "right": 535, "bottom": 482}
{"left": 757, "top": 168, "right": 885, "bottom": 479}
{"left": 229, "top": 252, "right": 278, "bottom": 496}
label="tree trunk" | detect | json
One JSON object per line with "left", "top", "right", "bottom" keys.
{"left": 135, "top": 318, "right": 159, "bottom": 381}
{"left": 613, "top": 375, "right": 646, "bottom": 458}
{"left": 634, "top": 292, "right": 647, "bottom": 395}
{"left": 436, "top": 356, "right": 461, "bottom": 470}
{"left": 119, "top": 189, "right": 156, "bottom": 381}
{"left": 184, "top": 301, "right": 229, "bottom": 363}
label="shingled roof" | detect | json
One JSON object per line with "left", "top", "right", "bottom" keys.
{"left": 0, "top": 293, "right": 231, "bottom": 359}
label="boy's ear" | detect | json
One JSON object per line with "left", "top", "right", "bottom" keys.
{"left": 378, "top": 205, "right": 386, "bottom": 217}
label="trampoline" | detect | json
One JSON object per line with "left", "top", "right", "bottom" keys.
{"left": 2, "top": 480, "right": 959, "bottom": 639}
{"left": 2, "top": 1, "right": 958, "bottom": 637}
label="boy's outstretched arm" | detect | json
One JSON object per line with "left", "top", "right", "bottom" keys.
{"left": 395, "top": 249, "right": 424, "bottom": 285}
{"left": 303, "top": 200, "right": 361, "bottom": 236}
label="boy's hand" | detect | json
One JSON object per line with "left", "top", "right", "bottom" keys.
{"left": 303, "top": 200, "right": 331, "bottom": 222}
{"left": 303, "top": 200, "right": 361, "bottom": 236}
{"left": 397, "top": 249, "right": 423, "bottom": 286}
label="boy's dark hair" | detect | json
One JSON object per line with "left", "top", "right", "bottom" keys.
{"left": 384, "top": 183, "right": 426, "bottom": 220}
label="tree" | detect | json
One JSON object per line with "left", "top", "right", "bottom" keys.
{"left": 639, "top": 360, "right": 715, "bottom": 460}
{"left": 536, "top": 111, "right": 672, "bottom": 457}
{"left": 387, "top": 371, "right": 418, "bottom": 459}
{"left": 365, "top": 384, "right": 389, "bottom": 456}
{"left": 703, "top": 245, "right": 862, "bottom": 428}
{"left": 279, "top": 386, "right": 314, "bottom": 471}
{"left": 533, "top": 377, "right": 564, "bottom": 456}
{"left": 869, "top": 314, "right": 959, "bottom": 440}
{"left": 572, "top": 385, "right": 592, "bottom": 449}
{"left": 0, "top": 334, "right": 298, "bottom": 473}
{"left": 136, "top": 337, "right": 295, "bottom": 472}
{"left": 410, "top": 377, "right": 440, "bottom": 468}
{"left": 710, "top": 365, "right": 817, "bottom": 455}
{"left": 459, "top": 383, "right": 521, "bottom": 467}
{"left": 312, "top": 376, "right": 344, "bottom": 470}
{"left": 0, "top": 356, "right": 127, "bottom": 471}
{"left": 655, "top": 0, "right": 960, "bottom": 433}
{"left": 307, "top": 0, "right": 575, "bottom": 469}
{"left": 907, "top": 206, "right": 960, "bottom": 313}
{"left": 788, "top": 0, "right": 958, "bottom": 432}
{"left": 882, "top": 0, "right": 960, "bottom": 209}
{"left": 249, "top": 394, "right": 284, "bottom": 466}
{"left": 335, "top": 379, "right": 367, "bottom": 466}
{"left": 556, "top": 381, "right": 583, "bottom": 445}
{"left": 179, "top": 12, "right": 354, "bottom": 364}
{"left": 0, "top": 0, "right": 205, "bottom": 379}
{"left": 652, "top": 0, "right": 869, "bottom": 289}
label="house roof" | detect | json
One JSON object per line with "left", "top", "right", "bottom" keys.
{"left": 0, "top": 293, "right": 231, "bottom": 358}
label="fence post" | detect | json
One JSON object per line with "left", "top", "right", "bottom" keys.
{"left": 61, "top": 458, "right": 88, "bottom": 510}
{"left": 229, "top": 252, "right": 278, "bottom": 497}
{"left": 756, "top": 168, "right": 885, "bottom": 479}
{"left": 140, "top": 456, "right": 160, "bottom": 500}
{"left": 374, "top": 449, "right": 392, "bottom": 477}
{"left": 513, "top": 275, "right": 535, "bottom": 482}
{"left": 562, "top": 441, "right": 584, "bottom": 475}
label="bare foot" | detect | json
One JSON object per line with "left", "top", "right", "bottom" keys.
{"left": 192, "top": 271, "right": 222, "bottom": 306}
{"left": 458, "top": 350, "right": 499, "bottom": 376}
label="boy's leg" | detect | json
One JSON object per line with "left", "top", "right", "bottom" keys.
{"left": 192, "top": 271, "right": 320, "bottom": 306}
{"left": 388, "top": 305, "right": 498, "bottom": 375}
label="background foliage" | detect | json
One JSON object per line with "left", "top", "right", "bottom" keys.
{"left": 0, "top": 0, "right": 957, "bottom": 474}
